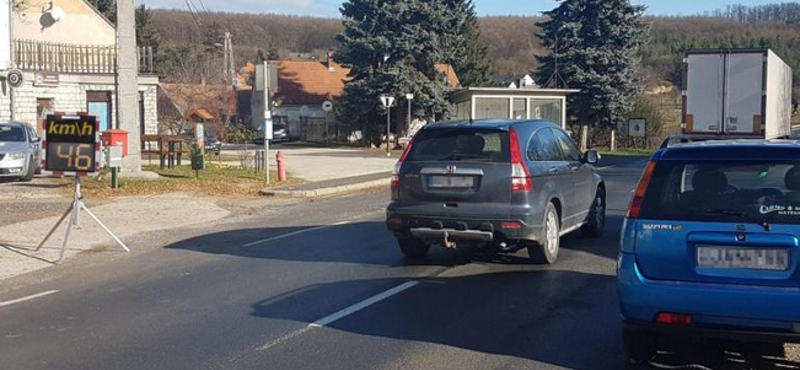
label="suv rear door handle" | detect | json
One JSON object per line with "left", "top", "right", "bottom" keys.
{"left": 549, "top": 167, "right": 560, "bottom": 174}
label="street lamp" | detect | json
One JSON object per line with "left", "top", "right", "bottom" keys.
{"left": 405, "top": 93, "right": 414, "bottom": 142}
{"left": 380, "top": 95, "right": 396, "bottom": 156}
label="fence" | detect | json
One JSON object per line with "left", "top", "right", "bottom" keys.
{"left": 299, "top": 118, "right": 356, "bottom": 144}
{"left": 13, "top": 39, "right": 154, "bottom": 74}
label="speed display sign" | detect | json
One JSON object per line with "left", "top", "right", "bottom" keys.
{"left": 45, "top": 114, "right": 98, "bottom": 174}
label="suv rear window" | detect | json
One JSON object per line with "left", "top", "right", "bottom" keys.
{"left": 639, "top": 160, "right": 800, "bottom": 225}
{"left": 406, "top": 128, "right": 510, "bottom": 163}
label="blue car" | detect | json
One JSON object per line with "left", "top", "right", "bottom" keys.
{"left": 618, "top": 140, "right": 800, "bottom": 366}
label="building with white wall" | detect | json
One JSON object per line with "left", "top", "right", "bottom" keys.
{"left": 0, "top": 0, "right": 158, "bottom": 136}
{"left": 450, "top": 87, "right": 578, "bottom": 129}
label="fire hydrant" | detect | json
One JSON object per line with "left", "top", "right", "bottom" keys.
{"left": 276, "top": 151, "right": 287, "bottom": 182}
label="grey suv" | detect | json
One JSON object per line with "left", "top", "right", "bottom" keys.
{"left": 386, "top": 120, "right": 605, "bottom": 264}
{"left": 0, "top": 122, "right": 41, "bottom": 182}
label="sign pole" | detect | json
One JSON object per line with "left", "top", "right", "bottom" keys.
{"left": 386, "top": 106, "right": 391, "bottom": 156}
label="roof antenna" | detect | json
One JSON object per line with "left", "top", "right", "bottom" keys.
{"left": 544, "top": 26, "right": 569, "bottom": 89}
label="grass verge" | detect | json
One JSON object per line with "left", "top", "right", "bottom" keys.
{"left": 73, "top": 164, "right": 303, "bottom": 198}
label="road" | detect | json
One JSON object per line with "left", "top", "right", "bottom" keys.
{"left": 1, "top": 156, "right": 797, "bottom": 370}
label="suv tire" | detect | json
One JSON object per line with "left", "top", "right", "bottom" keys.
{"left": 398, "top": 238, "right": 430, "bottom": 259}
{"left": 623, "top": 327, "right": 657, "bottom": 367}
{"left": 529, "top": 203, "right": 560, "bottom": 264}
{"left": 581, "top": 187, "right": 606, "bottom": 238}
{"left": 20, "top": 158, "right": 35, "bottom": 182}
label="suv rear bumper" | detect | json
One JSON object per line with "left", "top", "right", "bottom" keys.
{"left": 618, "top": 253, "right": 800, "bottom": 340}
{"left": 386, "top": 213, "right": 541, "bottom": 242}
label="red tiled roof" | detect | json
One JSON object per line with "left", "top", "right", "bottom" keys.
{"left": 237, "top": 60, "right": 461, "bottom": 106}
{"left": 186, "top": 108, "right": 215, "bottom": 121}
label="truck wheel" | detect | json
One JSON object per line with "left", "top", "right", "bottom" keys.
{"left": 20, "top": 158, "right": 35, "bottom": 182}
{"left": 398, "top": 238, "right": 430, "bottom": 259}
{"left": 623, "top": 327, "right": 657, "bottom": 367}
{"left": 581, "top": 187, "right": 605, "bottom": 238}
{"left": 528, "top": 203, "right": 560, "bottom": 264}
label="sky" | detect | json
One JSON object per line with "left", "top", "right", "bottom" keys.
{"left": 136, "top": 0, "right": 791, "bottom": 17}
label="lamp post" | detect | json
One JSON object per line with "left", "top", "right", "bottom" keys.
{"left": 380, "top": 95, "right": 396, "bottom": 156}
{"left": 405, "top": 93, "right": 414, "bottom": 141}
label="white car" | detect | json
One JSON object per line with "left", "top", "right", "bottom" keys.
{"left": 0, "top": 122, "right": 41, "bottom": 182}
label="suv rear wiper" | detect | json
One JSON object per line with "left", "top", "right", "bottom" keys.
{"left": 690, "top": 207, "right": 772, "bottom": 232}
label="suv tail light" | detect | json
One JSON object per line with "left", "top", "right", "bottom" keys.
{"left": 391, "top": 137, "right": 416, "bottom": 190}
{"left": 627, "top": 161, "right": 657, "bottom": 219}
{"left": 509, "top": 128, "right": 532, "bottom": 192}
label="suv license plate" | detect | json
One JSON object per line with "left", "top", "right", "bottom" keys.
{"left": 428, "top": 175, "right": 474, "bottom": 188}
{"left": 697, "top": 246, "right": 789, "bottom": 271}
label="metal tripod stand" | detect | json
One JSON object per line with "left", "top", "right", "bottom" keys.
{"left": 36, "top": 177, "right": 130, "bottom": 264}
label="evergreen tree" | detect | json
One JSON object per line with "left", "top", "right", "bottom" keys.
{"left": 536, "top": 0, "right": 649, "bottom": 146}
{"left": 335, "top": 0, "right": 461, "bottom": 146}
{"left": 85, "top": 0, "right": 159, "bottom": 48}
{"left": 446, "top": 0, "right": 491, "bottom": 87}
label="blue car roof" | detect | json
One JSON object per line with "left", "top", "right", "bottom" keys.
{"left": 425, "top": 120, "right": 558, "bottom": 131}
{"left": 657, "top": 139, "right": 800, "bottom": 161}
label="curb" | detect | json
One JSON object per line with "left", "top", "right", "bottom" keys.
{"left": 260, "top": 178, "right": 390, "bottom": 198}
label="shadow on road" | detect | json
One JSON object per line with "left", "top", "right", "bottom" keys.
{"left": 166, "top": 216, "right": 622, "bottom": 268}
{"left": 250, "top": 270, "right": 625, "bottom": 370}
{"left": 248, "top": 270, "right": 799, "bottom": 370}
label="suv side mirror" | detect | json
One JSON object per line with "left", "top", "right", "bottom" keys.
{"left": 31, "top": 137, "right": 41, "bottom": 143}
{"left": 585, "top": 150, "right": 600, "bottom": 165}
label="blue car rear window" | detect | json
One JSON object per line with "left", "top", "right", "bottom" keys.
{"left": 639, "top": 160, "right": 800, "bottom": 225}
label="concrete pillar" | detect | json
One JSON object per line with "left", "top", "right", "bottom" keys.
{"left": 116, "top": 0, "right": 141, "bottom": 172}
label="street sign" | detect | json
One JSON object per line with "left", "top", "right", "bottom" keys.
{"left": 7, "top": 69, "right": 24, "bottom": 89}
{"left": 34, "top": 71, "right": 60, "bottom": 87}
{"left": 380, "top": 95, "right": 396, "bottom": 108}
{"left": 299, "top": 105, "right": 311, "bottom": 117}
{"left": 45, "top": 114, "right": 99, "bottom": 174}
{"left": 629, "top": 119, "right": 646, "bottom": 138}
{"left": 322, "top": 100, "right": 333, "bottom": 112}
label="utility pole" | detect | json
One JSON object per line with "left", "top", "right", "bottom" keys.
{"left": 7, "top": 0, "right": 15, "bottom": 121}
{"left": 116, "top": 0, "right": 141, "bottom": 172}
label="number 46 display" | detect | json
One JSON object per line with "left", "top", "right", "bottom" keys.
{"left": 45, "top": 114, "right": 99, "bottom": 174}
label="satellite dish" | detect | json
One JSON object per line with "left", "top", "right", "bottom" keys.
{"left": 299, "top": 106, "right": 311, "bottom": 117}
{"left": 50, "top": 5, "right": 65, "bottom": 22}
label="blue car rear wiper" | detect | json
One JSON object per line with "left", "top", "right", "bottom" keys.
{"left": 690, "top": 207, "right": 772, "bottom": 232}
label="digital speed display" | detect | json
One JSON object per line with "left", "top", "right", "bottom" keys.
{"left": 45, "top": 115, "right": 98, "bottom": 173}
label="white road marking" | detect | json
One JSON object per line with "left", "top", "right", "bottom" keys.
{"left": 256, "top": 281, "right": 421, "bottom": 351}
{"left": 243, "top": 221, "right": 351, "bottom": 247}
{"left": 309, "top": 281, "right": 420, "bottom": 328}
{"left": 257, "top": 326, "right": 315, "bottom": 351}
{"left": 0, "top": 290, "right": 60, "bottom": 308}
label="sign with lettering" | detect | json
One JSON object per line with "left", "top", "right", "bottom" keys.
{"left": 45, "top": 115, "right": 98, "bottom": 173}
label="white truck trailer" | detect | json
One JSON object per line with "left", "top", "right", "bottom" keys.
{"left": 683, "top": 49, "right": 793, "bottom": 140}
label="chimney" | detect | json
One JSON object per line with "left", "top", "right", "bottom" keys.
{"left": 327, "top": 51, "right": 334, "bottom": 72}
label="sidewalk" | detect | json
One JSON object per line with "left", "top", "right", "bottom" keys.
{"left": 0, "top": 194, "right": 230, "bottom": 281}
{"left": 262, "top": 171, "right": 391, "bottom": 197}
{"left": 222, "top": 145, "right": 397, "bottom": 183}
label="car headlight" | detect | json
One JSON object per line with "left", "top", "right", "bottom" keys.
{"left": 7, "top": 152, "right": 27, "bottom": 161}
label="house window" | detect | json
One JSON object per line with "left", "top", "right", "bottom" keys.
{"left": 529, "top": 99, "right": 562, "bottom": 126}
{"left": 475, "top": 97, "right": 510, "bottom": 119}
{"left": 512, "top": 98, "right": 527, "bottom": 119}
{"left": 87, "top": 91, "right": 112, "bottom": 131}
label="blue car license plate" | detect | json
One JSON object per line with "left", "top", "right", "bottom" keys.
{"left": 697, "top": 246, "right": 789, "bottom": 271}
{"left": 428, "top": 175, "right": 474, "bottom": 188}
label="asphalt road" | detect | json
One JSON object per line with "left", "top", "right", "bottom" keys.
{"left": 1, "top": 156, "right": 797, "bottom": 370}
